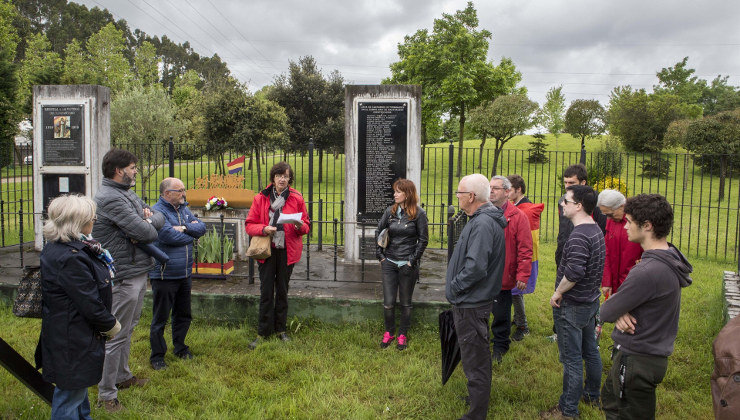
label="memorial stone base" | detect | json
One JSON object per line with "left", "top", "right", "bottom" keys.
{"left": 190, "top": 207, "right": 249, "bottom": 261}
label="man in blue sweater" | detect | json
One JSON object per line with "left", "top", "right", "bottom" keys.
{"left": 446, "top": 174, "right": 507, "bottom": 420}
{"left": 149, "top": 178, "right": 206, "bottom": 370}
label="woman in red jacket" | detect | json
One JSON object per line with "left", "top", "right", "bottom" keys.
{"left": 245, "top": 162, "right": 310, "bottom": 349}
{"left": 597, "top": 189, "right": 643, "bottom": 296}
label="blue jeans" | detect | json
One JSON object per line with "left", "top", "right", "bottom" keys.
{"left": 553, "top": 300, "right": 602, "bottom": 417}
{"left": 51, "top": 387, "right": 92, "bottom": 420}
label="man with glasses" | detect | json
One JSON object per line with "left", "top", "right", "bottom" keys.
{"left": 541, "top": 185, "right": 605, "bottom": 419}
{"left": 488, "top": 176, "right": 532, "bottom": 363}
{"left": 93, "top": 149, "right": 166, "bottom": 412}
{"left": 148, "top": 178, "right": 206, "bottom": 371}
{"left": 446, "top": 174, "right": 507, "bottom": 419}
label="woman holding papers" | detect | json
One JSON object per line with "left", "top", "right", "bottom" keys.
{"left": 375, "top": 179, "right": 428, "bottom": 350}
{"left": 245, "top": 162, "right": 310, "bottom": 350}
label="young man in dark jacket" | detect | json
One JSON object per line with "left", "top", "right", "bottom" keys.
{"left": 446, "top": 174, "right": 507, "bottom": 420}
{"left": 93, "top": 149, "right": 165, "bottom": 412}
{"left": 600, "top": 194, "right": 693, "bottom": 419}
{"left": 148, "top": 177, "right": 206, "bottom": 370}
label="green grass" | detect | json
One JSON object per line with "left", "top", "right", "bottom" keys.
{"left": 0, "top": 242, "right": 727, "bottom": 419}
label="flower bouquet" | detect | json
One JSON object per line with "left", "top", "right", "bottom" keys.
{"left": 205, "top": 196, "right": 229, "bottom": 211}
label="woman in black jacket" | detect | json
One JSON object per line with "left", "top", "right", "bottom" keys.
{"left": 376, "top": 179, "right": 428, "bottom": 350}
{"left": 37, "top": 195, "right": 121, "bottom": 419}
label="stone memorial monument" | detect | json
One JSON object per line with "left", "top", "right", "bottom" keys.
{"left": 344, "top": 85, "right": 421, "bottom": 262}
{"left": 32, "top": 85, "right": 111, "bottom": 250}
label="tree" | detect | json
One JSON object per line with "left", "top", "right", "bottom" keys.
{"left": 700, "top": 75, "right": 740, "bottom": 116}
{"left": 608, "top": 86, "right": 699, "bottom": 153}
{"left": 388, "top": 2, "right": 522, "bottom": 176}
{"left": 564, "top": 99, "right": 606, "bottom": 156}
{"left": 133, "top": 40, "right": 158, "bottom": 86}
{"left": 86, "top": 23, "right": 133, "bottom": 94}
{"left": 17, "top": 32, "right": 62, "bottom": 115}
{"left": 468, "top": 94, "right": 538, "bottom": 176}
{"left": 235, "top": 95, "right": 288, "bottom": 189}
{"left": 268, "top": 56, "right": 344, "bottom": 182}
{"left": 0, "top": 1, "right": 20, "bottom": 168}
{"left": 60, "top": 38, "right": 94, "bottom": 84}
{"left": 679, "top": 110, "right": 740, "bottom": 201}
{"left": 541, "top": 86, "right": 566, "bottom": 137}
{"left": 111, "top": 84, "right": 186, "bottom": 185}
{"left": 654, "top": 57, "right": 706, "bottom": 106}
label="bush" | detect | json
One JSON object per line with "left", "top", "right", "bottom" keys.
{"left": 0, "top": 136, "right": 12, "bottom": 168}
{"left": 586, "top": 137, "right": 623, "bottom": 183}
{"left": 593, "top": 176, "right": 630, "bottom": 197}
{"left": 528, "top": 133, "right": 549, "bottom": 163}
{"left": 641, "top": 154, "right": 671, "bottom": 178}
{"left": 196, "top": 226, "right": 234, "bottom": 263}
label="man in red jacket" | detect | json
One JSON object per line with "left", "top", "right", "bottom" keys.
{"left": 596, "top": 189, "right": 643, "bottom": 296}
{"left": 489, "top": 176, "right": 533, "bottom": 363}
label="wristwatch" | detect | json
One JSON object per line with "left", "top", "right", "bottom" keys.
{"left": 182, "top": 225, "right": 188, "bottom": 232}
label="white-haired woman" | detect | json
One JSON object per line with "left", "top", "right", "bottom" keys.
{"left": 596, "top": 189, "right": 643, "bottom": 296}
{"left": 37, "top": 195, "right": 120, "bottom": 419}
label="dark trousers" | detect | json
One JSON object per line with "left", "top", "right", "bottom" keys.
{"left": 257, "top": 248, "right": 294, "bottom": 337}
{"left": 453, "top": 305, "right": 492, "bottom": 420}
{"left": 381, "top": 260, "right": 418, "bottom": 336}
{"left": 491, "top": 289, "right": 512, "bottom": 354}
{"left": 602, "top": 349, "right": 668, "bottom": 420}
{"left": 150, "top": 277, "right": 192, "bottom": 363}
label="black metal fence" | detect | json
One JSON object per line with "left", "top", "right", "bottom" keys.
{"left": 1, "top": 140, "right": 738, "bottom": 266}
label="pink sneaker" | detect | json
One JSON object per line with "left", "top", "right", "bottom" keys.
{"left": 380, "top": 331, "right": 395, "bottom": 348}
{"left": 397, "top": 334, "right": 408, "bottom": 350}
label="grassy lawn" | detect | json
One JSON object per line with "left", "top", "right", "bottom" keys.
{"left": 0, "top": 242, "right": 727, "bottom": 419}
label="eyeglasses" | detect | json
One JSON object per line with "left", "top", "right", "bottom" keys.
{"left": 167, "top": 189, "right": 186, "bottom": 193}
{"left": 562, "top": 199, "right": 579, "bottom": 206}
{"left": 274, "top": 174, "right": 290, "bottom": 180}
{"left": 490, "top": 187, "right": 507, "bottom": 191}
{"left": 455, "top": 191, "right": 474, "bottom": 196}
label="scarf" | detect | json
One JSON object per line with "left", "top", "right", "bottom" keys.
{"left": 269, "top": 186, "right": 290, "bottom": 249}
{"left": 80, "top": 234, "right": 117, "bottom": 280}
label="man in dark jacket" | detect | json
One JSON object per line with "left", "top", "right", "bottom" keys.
{"left": 488, "top": 175, "right": 532, "bottom": 362}
{"left": 149, "top": 177, "right": 206, "bottom": 370}
{"left": 600, "top": 194, "right": 692, "bottom": 419}
{"left": 93, "top": 149, "right": 165, "bottom": 412}
{"left": 446, "top": 174, "right": 506, "bottom": 420}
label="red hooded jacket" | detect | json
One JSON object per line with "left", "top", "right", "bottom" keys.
{"left": 602, "top": 217, "right": 643, "bottom": 293}
{"left": 245, "top": 185, "right": 311, "bottom": 266}
{"left": 501, "top": 201, "right": 533, "bottom": 290}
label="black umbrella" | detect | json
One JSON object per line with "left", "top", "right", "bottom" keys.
{"left": 439, "top": 309, "right": 461, "bottom": 385}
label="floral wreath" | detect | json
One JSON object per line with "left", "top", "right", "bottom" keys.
{"left": 205, "top": 196, "right": 228, "bottom": 211}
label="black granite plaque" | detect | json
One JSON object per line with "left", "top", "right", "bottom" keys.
{"left": 203, "top": 221, "right": 238, "bottom": 245}
{"left": 357, "top": 101, "right": 407, "bottom": 225}
{"left": 42, "top": 105, "right": 84, "bottom": 166}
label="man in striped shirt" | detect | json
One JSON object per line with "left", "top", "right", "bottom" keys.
{"left": 541, "top": 185, "right": 605, "bottom": 420}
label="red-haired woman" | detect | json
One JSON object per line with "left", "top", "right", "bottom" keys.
{"left": 375, "top": 179, "right": 428, "bottom": 350}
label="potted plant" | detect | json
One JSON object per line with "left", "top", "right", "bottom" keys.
{"left": 193, "top": 226, "right": 235, "bottom": 278}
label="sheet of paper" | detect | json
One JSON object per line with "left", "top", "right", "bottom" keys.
{"left": 277, "top": 212, "right": 302, "bottom": 224}
{"left": 59, "top": 177, "right": 69, "bottom": 193}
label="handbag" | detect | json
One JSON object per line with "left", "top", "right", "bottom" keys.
{"left": 377, "top": 228, "right": 389, "bottom": 248}
{"left": 247, "top": 235, "right": 272, "bottom": 260}
{"left": 13, "top": 265, "right": 42, "bottom": 318}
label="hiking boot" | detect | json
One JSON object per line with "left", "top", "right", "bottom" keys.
{"left": 248, "top": 336, "right": 261, "bottom": 350}
{"left": 492, "top": 350, "right": 505, "bottom": 364}
{"left": 581, "top": 396, "right": 602, "bottom": 410}
{"left": 539, "top": 404, "right": 579, "bottom": 419}
{"left": 98, "top": 398, "right": 124, "bottom": 413}
{"left": 151, "top": 360, "right": 167, "bottom": 371}
{"left": 380, "top": 331, "right": 395, "bottom": 348}
{"left": 115, "top": 375, "right": 149, "bottom": 389}
{"left": 176, "top": 349, "right": 193, "bottom": 360}
{"left": 277, "top": 332, "right": 291, "bottom": 342}
{"left": 547, "top": 333, "right": 558, "bottom": 343}
{"left": 397, "top": 334, "right": 408, "bottom": 350}
{"left": 512, "top": 327, "right": 530, "bottom": 342}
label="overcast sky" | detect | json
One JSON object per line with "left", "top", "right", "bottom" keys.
{"left": 77, "top": 0, "right": 740, "bottom": 107}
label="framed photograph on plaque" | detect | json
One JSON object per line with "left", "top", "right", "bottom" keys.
{"left": 42, "top": 105, "right": 85, "bottom": 166}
